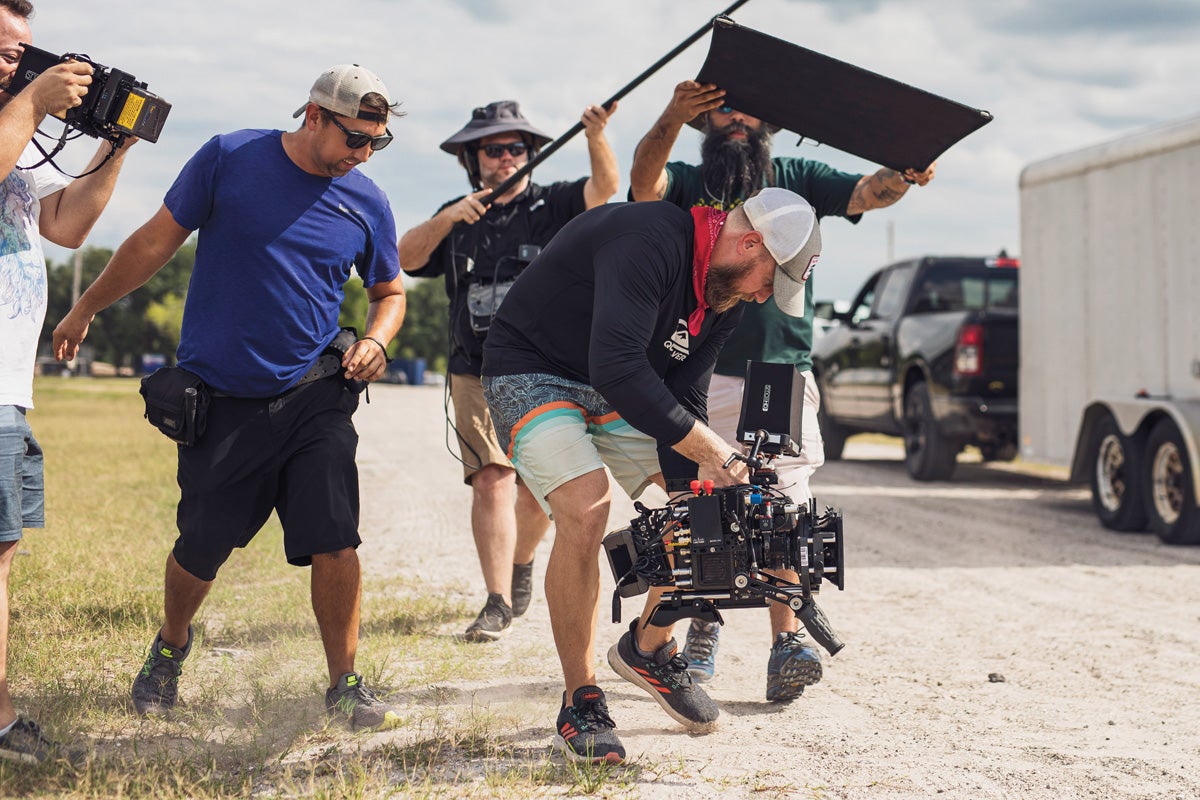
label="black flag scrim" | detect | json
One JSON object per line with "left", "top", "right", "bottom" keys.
{"left": 695, "top": 17, "right": 992, "bottom": 171}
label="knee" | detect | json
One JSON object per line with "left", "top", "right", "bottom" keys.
{"left": 471, "top": 464, "right": 516, "bottom": 499}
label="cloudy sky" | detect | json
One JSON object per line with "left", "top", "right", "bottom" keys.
{"left": 30, "top": 0, "right": 1200, "bottom": 301}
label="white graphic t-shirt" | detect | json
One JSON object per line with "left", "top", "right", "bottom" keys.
{"left": 0, "top": 142, "right": 71, "bottom": 409}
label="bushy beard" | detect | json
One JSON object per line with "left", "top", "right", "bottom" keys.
{"left": 705, "top": 258, "right": 756, "bottom": 313}
{"left": 699, "top": 123, "right": 775, "bottom": 207}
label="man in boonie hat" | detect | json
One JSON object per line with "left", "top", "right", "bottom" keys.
{"left": 398, "top": 99, "right": 618, "bottom": 644}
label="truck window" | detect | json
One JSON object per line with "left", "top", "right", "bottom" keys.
{"left": 872, "top": 264, "right": 916, "bottom": 320}
{"left": 913, "top": 265, "right": 1019, "bottom": 313}
{"left": 849, "top": 272, "right": 881, "bottom": 324}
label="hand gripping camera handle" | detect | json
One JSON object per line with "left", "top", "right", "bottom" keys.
{"left": 798, "top": 599, "right": 844, "bottom": 655}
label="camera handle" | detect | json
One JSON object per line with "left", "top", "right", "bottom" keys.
{"left": 796, "top": 598, "right": 845, "bottom": 655}
{"left": 731, "top": 572, "right": 842, "bottom": 654}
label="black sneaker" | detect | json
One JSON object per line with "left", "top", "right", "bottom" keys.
{"left": 765, "top": 631, "right": 823, "bottom": 703}
{"left": 131, "top": 626, "right": 192, "bottom": 716}
{"left": 511, "top": 559, "right": 535, "bottom": 617}
{"left": 0, "top": 718, "right": 57, "bottom": 764}
{"left": 325, "top": 672, "right": 402, "bottom": 731}
{"left": 554, "top": 686, "right": 625, "bottom": 764}
{"left": 606, "top": 618, "right": 719, "bottom": 728}
{"left": 464, "top": 592, "right": 513, "bottom": 642}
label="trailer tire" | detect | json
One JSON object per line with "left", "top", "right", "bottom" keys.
{"left": 1143, "top": 418, "right": 1200, "bottom": 545}
{"left": 903, "top": 381, "right": 957, "bottom": 481}
{"left": 1088, "top": 415, "right": 1147, "bottom": 532}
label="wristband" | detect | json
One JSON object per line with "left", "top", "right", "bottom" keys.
{"left": 362, "top": 336, "right": 393, "bottom": 363}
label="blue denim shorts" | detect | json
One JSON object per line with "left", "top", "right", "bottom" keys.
{"left": 1, "top": 405, "right": 45, "bottom": 541}
{"left": 481, "top": 373, "right": 661, "bottom": 515}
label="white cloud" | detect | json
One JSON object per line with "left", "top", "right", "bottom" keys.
{"left": 27, "top": 0, "right": 1200, "bottom": 301}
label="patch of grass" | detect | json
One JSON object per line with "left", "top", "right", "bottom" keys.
{"left": 6, "top": 379, "right": 699, "bottom": 798}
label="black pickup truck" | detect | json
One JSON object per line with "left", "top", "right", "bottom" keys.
{"left": 811, "top": 254, "right": 1019, "bottom": 480}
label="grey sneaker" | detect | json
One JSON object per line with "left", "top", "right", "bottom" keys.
{"left": 607, "top": 618, "right": 719, "bottom": 728}
{"left": 131, "top": 626, "right": 193, "bottom": 716}
{"left": 765, "top": 631, "right": 823, "bottom": 702}
{"left": 325, "top": 672, "right": 401, "bottom": 731}
{"left": 554, "top": 686, "right": 625, "bottom": 764}
{"left": 682, "top": 619, "right": 721, "bottom": 683}
{"left": 464, "top": 592, "right": 513, "bottom": 642}
{"left": 511, "top": 560, "right": 535, "bottom": 617}
{"left": 0, "top": 718, "right": 57, "bottom": 764}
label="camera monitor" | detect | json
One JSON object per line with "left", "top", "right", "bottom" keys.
{"left": 735, "top": 361, "right": 804, "bottom": 457}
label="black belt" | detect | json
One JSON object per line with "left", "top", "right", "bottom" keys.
{"left": 296, "top": 353, "right": 343, "bottom": 387}
{"left": 210, "top": 354, "right": 342, "bottom": 399}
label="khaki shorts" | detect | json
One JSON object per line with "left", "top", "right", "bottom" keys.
{"left": 450, "top": 372, "right": 514, "bottom": 484}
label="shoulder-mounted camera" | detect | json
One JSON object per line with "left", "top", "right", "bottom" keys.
{"left": 7, "top": 43, "right": 171, "bottom": 144}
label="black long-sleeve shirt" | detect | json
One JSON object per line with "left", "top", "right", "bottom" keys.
{"left": 482, "top": 201, "right": 742, "bottom": 447}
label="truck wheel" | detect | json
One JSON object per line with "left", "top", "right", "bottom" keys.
{"left": 1142, "top": 418, "right": 1200, "bottom": 545}
{"left": 818, "top": 401, "right": 846, "bottom": 461}
{"left": 903, "top": 382, "right": 957, "bottom": 481}
{"left": 1089, "top": 415, "right": 1147, "bottom": 532}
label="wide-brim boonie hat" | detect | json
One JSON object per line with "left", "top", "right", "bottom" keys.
{"left": 440, "top": 100, "right": 552, "bottom": 155}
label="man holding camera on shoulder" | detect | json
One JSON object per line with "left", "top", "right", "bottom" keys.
{"left": 0, "top": 0, "right": 136, "bottom": 763}
{"left": 398, "top": 99, "right": 618, "bottom": 642}
{"left": 53, "top": 64, "right": 407, "bottom": 731}
{"left": 480, "top": 187, "right": 821, "bottom": 763}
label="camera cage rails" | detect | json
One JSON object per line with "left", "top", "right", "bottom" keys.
{"left": 602, "top": 362, "right": 847, "bottom": 656}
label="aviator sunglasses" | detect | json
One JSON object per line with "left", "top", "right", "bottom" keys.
{"left": 478, "top": 141, "right": 529, "bottom": 159}
{"left": 324, "top": 112, "right": 394, "bottom": 152}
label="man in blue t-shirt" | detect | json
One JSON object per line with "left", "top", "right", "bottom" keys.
{"left": 630, "top": 79, "right": 935, "bottom": 702}
{"left": 53, "top": 64, "right": 408, "bottom": 731}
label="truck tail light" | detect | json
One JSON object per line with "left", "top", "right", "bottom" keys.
{"left": 954, "top": 323, "right": 984, "bottom": 376}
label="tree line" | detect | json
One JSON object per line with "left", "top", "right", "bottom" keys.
{"left": 40, "top": 244, "right": 450, "bottom": 375}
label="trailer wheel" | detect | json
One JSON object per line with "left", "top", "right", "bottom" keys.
{"left": 817, "top": 399, "right": 846, "bottom": 461}
{"left": 1143, "top": 418, "right": 1200, "bottom": 545}
{"left": 1089, "top": 415, "right": 1147, "bottom": 532}
{"left": 903, "top": 382, "right": 957, "bottom": 481}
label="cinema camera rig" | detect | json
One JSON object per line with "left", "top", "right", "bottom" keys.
{"left": 5, "top": 43, "right": 171, "bottom": 176}
{"left": 602, "top": 363, "right": 846, "bottom": 656}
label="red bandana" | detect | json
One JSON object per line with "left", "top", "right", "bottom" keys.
{"left": 688, "top": 206, "right": 728, "bottom": 335}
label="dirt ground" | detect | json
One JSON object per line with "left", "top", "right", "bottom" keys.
{"left": 352, "top": 384, "right": 1200, "bottom": 800}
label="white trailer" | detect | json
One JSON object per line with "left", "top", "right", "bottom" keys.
{"left": 1019, "top": 114, "right": 1200, "bottom": 545}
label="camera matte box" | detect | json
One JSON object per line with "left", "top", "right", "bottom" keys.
{"left": 736, "top": 361, "right": 804, "bottom": 456}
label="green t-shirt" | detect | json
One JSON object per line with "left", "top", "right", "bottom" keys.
{"left": 662, "top": 158, "right": 861, "bottom": 374}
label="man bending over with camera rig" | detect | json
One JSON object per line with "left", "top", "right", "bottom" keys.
{"left": 481, "top": 187, "right": 820, "bottom": 763}
{"left": 0, "top": 0, "right": 137, "bottom": 763}
{"left": 53, "top": 64, "right": 407, "bottom": 731}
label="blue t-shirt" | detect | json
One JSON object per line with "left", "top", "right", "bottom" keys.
{"left": 166, "top": 129, "right": 400, "bottom": 397}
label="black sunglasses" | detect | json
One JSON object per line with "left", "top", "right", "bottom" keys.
{"left": 479, "top": 141, "right": 528, "bottom": 159}
{"left": 324, "top": 112, "right": 393, "bottom": 152}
